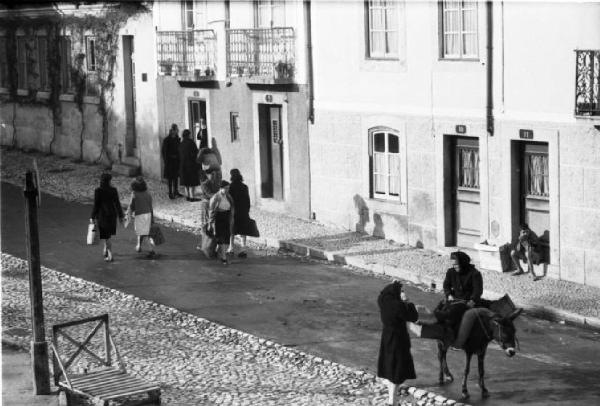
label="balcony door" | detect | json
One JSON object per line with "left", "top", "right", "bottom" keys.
{"left": 255, "top": 0, "right": 286, "bottom": 28}
{"left": 258, "top": 104, "right": 284, "bottom": 200}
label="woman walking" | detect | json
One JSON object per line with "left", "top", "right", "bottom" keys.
{"left": 197, "top": 168, "right": 220, "bottom": 257}
{"left": 178, "top": 129, "right": 200, "bottom": 201}
{"left": 209, "top": 180, "right": 235, "bottom": 264}
{"left": 228, "top": 168, "right": 251, "bottom": 258}
{"left": 161, "top": 123, "right": 182, "bottom": 199}
{"left": 90, "top": 173, "right": 124, "bottom": 262}
{"left": 127, "top": 176, "right": 157, "bottom": 258}
{"left": 377, "top": 281, "right": 418, "bottom": 406}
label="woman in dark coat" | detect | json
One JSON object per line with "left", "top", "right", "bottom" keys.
{"left": 228, "top": 168, "right": 251, "bottom": 258}
{"left": 178, "top": 129, "right": 200, "bottom": 201}
{"left": 90, "top": 173, "right": 124, "bottom": 262}
{"left": 161, "top": 123, "right": 182, "bottom": 199}
{"left": 377, "top": 281, "right": 418, "bottom": 406}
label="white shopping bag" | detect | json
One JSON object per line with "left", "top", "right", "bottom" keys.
{"left": 87, "top": 222, "right": 97, "bottom": 245}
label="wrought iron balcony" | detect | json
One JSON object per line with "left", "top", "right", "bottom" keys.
{"left": 226, "top": 28, "right": 295, "bottom": 84}
{"left": 156, "top": 30, "right": 217, "bottom": 81}
{"left": 575, "top": 50, "right": 599, "bottom": 116}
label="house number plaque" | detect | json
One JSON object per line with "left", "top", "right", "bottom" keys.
{"left": 519, "top": 129, "right": 534, "bottom": 139}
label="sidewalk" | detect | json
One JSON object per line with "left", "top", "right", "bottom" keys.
{"left": 1, "top": 147, "right": 599, "bottom": 331}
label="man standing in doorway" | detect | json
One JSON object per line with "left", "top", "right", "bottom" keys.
{"left": 511, "top": 223, "right": 542, "bottom": 281}
{"left": 162, "top": 124, "right": 182, "bottom": 199}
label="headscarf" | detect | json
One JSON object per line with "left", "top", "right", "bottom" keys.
{"left": 100, "top": 172, "right": 112, "bottom": 188}
{"left": 450, "top": 251, "right": 472, "bottom": 273}
{"left": 230, "top": 168, "right": 243, "bottom": 183}
{"left": 131, "top": 176, "right": 147, "bottom": 192}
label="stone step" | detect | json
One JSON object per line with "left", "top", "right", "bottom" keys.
{"left": 112, "top": 163, "right": 140, "bottom": 177}
{"left": 121, "top": 156, "right": 141, "bottom": 167}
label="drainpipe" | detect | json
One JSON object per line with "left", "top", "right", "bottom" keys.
{"left": 486, "top": 0, "right": 494, "bottom": 136}
{"left": 304, "top": 0, "right": 314, "bottom": 124}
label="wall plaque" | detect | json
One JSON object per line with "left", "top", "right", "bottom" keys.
{"left": 456, "top": 125, "right": 467, "bottom": 134}
{"left": 519, "top": 129, "right": 534, "bottom": 139}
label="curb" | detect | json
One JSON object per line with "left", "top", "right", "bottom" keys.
{"left": 276, "top": 240, "right": 600, "bottom": 332}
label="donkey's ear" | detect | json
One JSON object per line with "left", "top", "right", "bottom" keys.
{"left": 508, "top": 308, "right": 523, "bottom": 321}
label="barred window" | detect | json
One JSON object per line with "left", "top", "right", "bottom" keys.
{"left": 440, "top": 0, "right": 478, "bottom": 59}
{"left": 457, "top": 147, "right": 479, "bottom": 189}
{"left": 366, "top": 0, "right": 398, "bottom": 59}
{"left": 370, "top": 128, "right": 401, "bottom": 200}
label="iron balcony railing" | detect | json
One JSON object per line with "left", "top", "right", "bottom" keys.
{"left": 156, "top": 30, "right": 217, "bottom": 80}
{"left": 575, "top": 50, "right": 600, "bottom": 116}
{"left": 226, "top": 27, "right": 295, "bottom": 83}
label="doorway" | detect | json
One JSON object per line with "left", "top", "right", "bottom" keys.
{"left": 444, "top": 136, "right": 481, "bottom": 248}
{"left": 188, "top": 99, "right": 208, "bottom": 149}
{"left": 122, "top": 36, "right": 136, "bottom": 155}
{"left": 511, "top": 141, "right": 550, "bottom": 262}
{"left": 258, "top": 104, "right": 283, "bottom": 200}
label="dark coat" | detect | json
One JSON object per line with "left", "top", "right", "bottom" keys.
{"left": 377, "top": 282, "right": 418, "bottom": 384}
{"left": 229, "top": 180, "right": 251, "bottom": 235}
{"left": 442, "top": 265, "right": 483, "bottom": 303}
{"left": 91, "top": 186, "right": 123, "bottom": 239}
{"left": 162, "top": 135, "right": 180, "bottom": 179}
{"left": 179, "top": 138, "right": 200, "bottom": 187}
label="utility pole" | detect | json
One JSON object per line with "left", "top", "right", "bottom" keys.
{"left": 24, "top": 170, "right": 50, "bottom": 395}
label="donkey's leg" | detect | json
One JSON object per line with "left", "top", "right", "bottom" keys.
{"left": 478, "top": 351, "right": 489, "bottom": 398}
{"left": 461, "top": 352, "right": 472, "bottom": 401}
{"left": 437, "top": 340, "right": 453, "bottom": 384}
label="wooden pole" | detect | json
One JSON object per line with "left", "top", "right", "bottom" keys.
{"left": 24, "top": 170, "right": 51, "bottom": 395}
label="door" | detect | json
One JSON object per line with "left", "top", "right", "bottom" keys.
{"left": 122, "top": 36, "right": 136, "bottom": 155}
{"left": 520, "top": 142, "right": 550, "bottom": 261}
{"left": 451, "top": 137, "right": 481, "bottom": 248}
{"left": 188, "top": 99, "right": 208, "bottom": 149}
{"left": 258, "top": 104, "right": 283, "bottom": 200}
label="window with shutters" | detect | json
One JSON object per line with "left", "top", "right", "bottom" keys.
{"left": 17, "top": 37, "right": 28, "bottom": 89}
{"left": 59, "top": 36, "right": 72, "bottom": 93}
{"left": 440, "top": 0, "right": 478, "bottom": 59}
{"left": 37, "top": 36, "right": 49, "bottom": 91}
{"left": 366, "top": 0, "right": 398, "bottom": 59}
{"left": 369, "top": 128, "right": 401, "bottom": 200}
{"left": 255, "top": 0, "right": 286, "bottom": 28}
{"left": 0, "top": 37, "right": 8, "bottom": 88}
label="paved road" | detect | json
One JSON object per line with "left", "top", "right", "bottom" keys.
{"left": 2, "top": 182, "right": 600, "bottom": 405}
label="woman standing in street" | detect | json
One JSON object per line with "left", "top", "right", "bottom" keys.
{"left": 178, "top": 129, "right": 200, "bottom": 201}
{"left": 197, "top": 168, "right": 220, "bottom": 257}
{"left": 209, "top": 180, "right": 235, "bottom": 264}
{"left": 228, "top": 168, "right": 251, "bottom": 258}
{"left": 161, "top": 123, "right": 182, "bottom": 199}
{"left": 90, "top": 173, "right": 124, "bottom": 262}
{"left": 127, "top": 177, "right": 157, "bottom": 258}
{"left": 377, "top": 281, "right": 418, "bottom": 406}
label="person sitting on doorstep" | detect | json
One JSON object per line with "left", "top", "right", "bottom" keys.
{"left": 511, "top": 223, "right": 543, "bottom": 281}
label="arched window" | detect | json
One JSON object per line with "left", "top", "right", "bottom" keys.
{"left": 369, "top": 127, "right": 400, "bottom": 200}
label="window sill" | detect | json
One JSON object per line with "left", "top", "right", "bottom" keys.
{"left": 368, "top": 197, "right": 407, "bottom": 216}
{"left": 37, "top": 91, "right": 50, "bottom": 100}
{"left": 84, "top": 95, "right": 100, "bottom": 104}
{"left": 59, "top": 94, "right": 75, "bottom": 102}
{"left": 574, "top": 114, "right": 600, "bottom": 120}
{"left": 0, "top": 87, "right": 8, "bottom": 94}
{"left": 17, "top": 89, "right": 28, "bottom": 96}
{"left": 438, "top": 57, "right": 480, "bottom": 62}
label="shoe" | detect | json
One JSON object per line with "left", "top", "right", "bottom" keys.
{"left": 103, "top": 248, "right": 108, "bottom": 257}
{"left": 175, "top": 192, "right": 184, "bottom": 198}
{"left": 147, "top": 251, "right": 156, "bottom": 259}
{"left": 169, "top": 193, "right": 175, "bottom": 200}
{"left": 105, "top": 250, "right": 113, "bottom": 262}
{"left": 135, "top": 244, "right": 141, "bottom": 253}
{"left": 511, "top": 270, "right": 524, "bottom": 276}
{"left": 238, "top": 251, "right": 247, "bottom": 258}
{"left": 221, "top": 258, "right": 229, "bottom": 265}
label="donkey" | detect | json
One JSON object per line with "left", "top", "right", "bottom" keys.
{"left": 436, "top": 307, "right": 523, "bottom": 401}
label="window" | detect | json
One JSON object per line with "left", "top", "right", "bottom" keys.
{"left": 182, "top": 0, "right": 208, "bottom": 30}
{"left": 0, "top": 37, "right": 7, "bottom": 88}
{"left": 457, "top": 146, "right": 479, "bottom": 189}
{"left": 366, "top": 0, "right": 398, "bottom": 59}
{"left": 37, "top": 36, "right": 48, "bottom": 91}
{"left": 59, "top": 36, "right": 72, "bottom": 93}
{"left": 255, "top": 0, "right": 286, "bottom": 28}
{"left": 17, "top": 37, "right": 28, "bottom": 89}
{"left": 440, "top": 1, "right": 478, "bottom": 59}
{"left": 86, "top": 36, "right": 97, "bottom": 71}
{"left": 230, "top": 112, "right": 240, "bottom": 142}
{"left": 526, "top": 153, "right": 549, "bottom": 197}
{"left": 369, "top": 128, "right": 400, "bottom": 199}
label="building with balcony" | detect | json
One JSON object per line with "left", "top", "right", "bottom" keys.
{"left": 308, "top": 0, "right": 600, "bottom": 287}
{"left": 153, "top": 0, "right": 311, "bottom": 218}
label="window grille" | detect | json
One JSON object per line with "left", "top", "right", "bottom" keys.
{"left": 526, "top": 153, "right": 549, "bottom": 197}
{"left": 458, "top": 147, "right": 479, "bottom": 189}
{"left": 367, "top": 0, "right": 398, "bottom": 58}
{"left": 441, "top": 0, "right": 478, "bottom": 59}
{"left": 575, "top": 50, "right": 599, "bottom": 116}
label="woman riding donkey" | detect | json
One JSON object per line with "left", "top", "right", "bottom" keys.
{"left": 434, "top": 251, "right": 490, "bottom": 347}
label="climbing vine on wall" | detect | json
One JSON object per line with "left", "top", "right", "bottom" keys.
{"left": 0, "top": 2, "right": 149, "bottom": 162}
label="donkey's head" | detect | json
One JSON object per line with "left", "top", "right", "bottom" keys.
{"left": 491, "top": 308, "right": 523, "bottom": 357}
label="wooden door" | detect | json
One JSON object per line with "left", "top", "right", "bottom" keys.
{"left": 453, "top": 137, "right": 481, "bottom": 248}
{"left": 521, "top": 143, "right": 550, "bottom": 261}
{"left": 258, "top": 104, "right": 283, "bottom": 200}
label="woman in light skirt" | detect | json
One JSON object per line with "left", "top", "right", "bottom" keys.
{"left": 209, "top": 180, "right": 235, "bottom": 264}
{"left": 126, "top": 177, "right": 156, "bottom": 258}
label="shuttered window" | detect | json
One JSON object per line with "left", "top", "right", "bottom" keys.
{"left": 256, "top": 0, "right": 286, "bottom": 28}
{"left": 441, "top": 0, "right": 478, "bottom": 59}
{"left": 0, "top": 37, "right": 8, "bottom": 88}
{"left": 367, "top": 0, "right": 398, "bottom": 59}
{"left": 59, "top": 36, "right": 72, "bottom": 93}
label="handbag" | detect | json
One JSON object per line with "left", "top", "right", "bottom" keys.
{"left": 149, "top": 223, "right": 165, "bottom": 246}
{"left": 247, "top": 218, "right": 260, "bottom": 238}
{"left": 87, "top": 222, "right": 97, "bottom": 245}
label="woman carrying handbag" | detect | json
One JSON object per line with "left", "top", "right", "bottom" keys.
{"left": 90, "top": 173, "right": 124, "bottom": 262}
{"left": 126, "top": 177, "right": 159, "bottom": 258}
